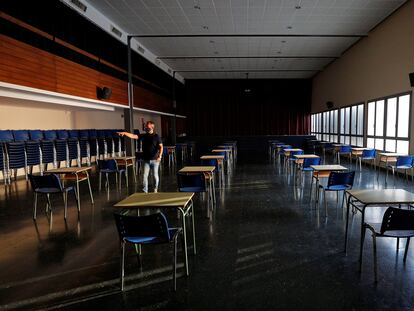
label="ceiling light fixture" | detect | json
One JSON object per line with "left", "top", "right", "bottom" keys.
{"left": 209, "top": 40, "right": 215, "bottom": 43}
{"left": 281, "top": 40, "right": 286, "bottom": 43}
{"left": 295, "top": 5, "right": 301, "bottom": 9}
{"left": 202, "top": 25, "right": 209, "bottom": 29}
{"left": 287, "top": 26, "right": 292, "bottom": 29}
{"left": 194, "top": 5, "right": 201, "bottom": 9}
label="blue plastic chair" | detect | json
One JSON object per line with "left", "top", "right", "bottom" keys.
{"left": 0, "top": 144, "right": 6, "bottom": 185}
{"left": 358, "top": 149, "right": 376, "bottom": 170}
{"left": 13, "top": 130, "right": 42, "bottom": 175}
{"left": 301, "top": 157, "right": 321, "bottom": 194}
{"left": 337, "top": 145, "right": 352, "bottom": 164}
{"left": 177, "top": 172, "right": 213, "bottom": 217}
{"left": 113, "top": 212, "right": 182, "bottom": 291}
{"left": 29, "top": 173, "right": 79, "bottom": 219}
{"left": 318, "top": 171, "right": 355, "bottom": 216}
{"left": 97, "top": 130, "right": 107, "bottom": 159}
{"left": 361, "top": 207, "right": 414, "bottom": 282}
{"left": 97, "top": 159, "right": 127, "bottom": 190}
{"left": 88, "top": 129, "right": 98, "bottom": 160}
{"left": 387, "top": 156, "right": 414, "bottom": 183}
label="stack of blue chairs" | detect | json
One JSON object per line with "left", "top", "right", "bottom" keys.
{"left": 97, "top": 130, "right": 107, "bottom": 159}
{"left": 88, "top": 129, "right": 98, "bottom": 161}
{"left": 0, "top": 130, "right": 27, "bottom": 184}
{"left": 67, "top": 130, "right": 81, "bottom": 167}
{"left": 79, "top": 130, "right": 91, "bottom": 165}
{"left": 29, "top": 130, "right": 55, "bottom": 171}
{"left": 13, "top": 130, "right": 41, "bottom": 175}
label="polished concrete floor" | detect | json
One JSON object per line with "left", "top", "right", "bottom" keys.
{"left": 1, "top": 152, "right": 414, "bottom": 310}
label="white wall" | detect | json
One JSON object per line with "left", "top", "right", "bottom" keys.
{"left": 0, "top": 97, "right": 161, "bottom": 134}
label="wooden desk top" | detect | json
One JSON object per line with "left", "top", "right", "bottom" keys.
{"left": 114, "top": 192, "right": 194, "bottom": 208}
{"left": 294, "top": 154, "right": 320, "bottom": 159}
{"left": 347, "top": 189, "right": 414, "bottom": 205}
{"left": 179, "top": 166, "right": 216, "bottom": 173}
{"left": 378, "top": 153, "right": 405, "bottom": 157}
{"left": 217, "top": 146, "right": 232, "bottom": 149}
{"left": 352, "top": 147, "right": 368, "bottom": 151}
{"left": 200, "top": 155, "right": 225, "bottom": 160}
{"left": 212, "top": 149, "right": 231, "bottom": 153}
{"left": 310, "top": 165, "right": 348, "bottom": 171}
{"left": 332, "top": 144, "right": 344, "bottom": 147}
{"left": 46, "top": 166, "right": 92, "bottom": 174}
{"left": 107, "top": 156, "right": 135, "bottom": 161}
{"left": 165, "top": 146, "right": 176, "bottom": 149}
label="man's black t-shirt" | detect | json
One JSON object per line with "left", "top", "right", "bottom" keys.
{"left": 139, "top": 133, "right": 162, "bottom": 160}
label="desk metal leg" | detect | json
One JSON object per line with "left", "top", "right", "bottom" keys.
{"left": 344, "top": 195, "right": 352, "bottom": 253}
{"left": 86, "top": 171, "right": 94, "bottom": 204}
{"left": 358, "top": 206, "right": 367, "bottom": 264}
{"left": 191, "top": 200, "right": 196, "bottom": 255}
{"left": 179, "top": 208, "right": 189, "bottom": 276}
{"left": 75, "top": 174, "right": 81, "bottom": 212}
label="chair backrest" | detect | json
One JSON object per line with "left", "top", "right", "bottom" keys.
{"left": 0, "top": 130, "right": 14, "bottom": 142}
{"left": 396, "top": 156, "right": 414, "bottom": 167}
{"left": 380, "top": 207, "right": 414, "bottom": 234}
{"left": 79, "top": 130, "right": 90, "bottom": 139}
{"left": 68, "top": 130, "right": 79, "bottom": 139}
{"left": 43, "top": 130, "right": 57, "bottom": 140}
{"left": 339, "top": 145, "right": 352, "bottom": 153}
{"left": 303, "top": 157, "right": 321, "bottom": 168}
{"left": 362, "top": 149, "right": 376, "bottom": 158}
{"left": 97, "top": 159, "right": 118, "bottom": 171}
{"left": 56, "top": 130, "right": 69, "bottom": 140}
{"left": 12, "top": 130, "right": 29, "bottom": 142}
{"left": 177, "top": 172, "right": 207, "bottom": 191}
{"left": 327, "top": 171, "right": 355, "bottom": 188}
{"left": 28, "top": 174, "right": 63, "bottom": 192}
{"left": 113, "top": 212, "right": 170, "bottom": 242}
{"left": 201, "top": 159, "right": 219, "bottom": 171}
{"left": 289, "top": 150, "right": 304, "bottom": 158}
{"left": 29, "top": 130, "right": 44, "bottom": 141}
{"left": 88, "top": 129, "right": 97, "bottom": 139}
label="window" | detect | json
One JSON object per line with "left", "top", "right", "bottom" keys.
{"left": 339, "top": 103, "right": 364, "bottom": 146}
{"left": 311, "top": 110, "right": 338, "bottom": 142}
{"left": 367, "top": 93, "right": 411, "bottom": 154}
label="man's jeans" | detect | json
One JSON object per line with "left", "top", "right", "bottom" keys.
{"left": 143, "top": 160, "right": 160, "bottom": 193}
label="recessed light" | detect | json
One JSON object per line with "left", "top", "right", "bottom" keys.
{"left": 287, "top": 26, "right": 292, "bottom": 29}
{"left": 295, "top": 5, "right": 301, "bottom": 9}
{"left": 281, "top": 40, "right": 286, "bottom": 43}
{"left": 214, "top": 51, "right": 219, "bottom": 54}
{"left": 194, "top": 5, "right": 201, "bottom": 9}
{"left": 209, "top": 40, "right": 215, "bottom": 43}
{"left": 202, "top": 25, "right": 209, "bottom": 29}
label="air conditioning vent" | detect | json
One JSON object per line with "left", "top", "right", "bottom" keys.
{"left": 137, "top": 45, "right": 145, "bottom": 54}
{"left": 70, "top": 0, "right": 87, "bottom": 12}
{"left": 110, "top": 26, "right": 122, "bottom": 38}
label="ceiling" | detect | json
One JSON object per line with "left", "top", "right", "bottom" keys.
{"left": 86, "top": 0, "right": 407, "bottom": 79}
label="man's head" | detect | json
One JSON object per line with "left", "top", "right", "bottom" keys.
{"left": 145, "top": 121, "right": 155, "bottom": 134}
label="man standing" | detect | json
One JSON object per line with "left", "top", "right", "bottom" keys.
{"left": 117, "top": 121, "right": 163, "bottom": 193}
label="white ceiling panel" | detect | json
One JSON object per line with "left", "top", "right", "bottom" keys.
{"left": 84, "top": 0, "right": 407, "bottom": 79}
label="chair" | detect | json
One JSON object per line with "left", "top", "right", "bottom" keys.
{"left": 337, "top": 145, "right": 352, "bottom": 164}
{"left": 201, "top": 158, "right": 223, "bottom": 187}
{"left": 5, "top": 142, "right": 27, "bottom": 183}
{"left": 322, "top": 143, "right": 334, "bottom": 159}
{"left": 299, "top": 157, "right": 321, "bottom": 186}
{"left": 0, "top": 144, "right": 6, "bottom": 185}
{"left": 79, "top": 130, "right": 91, "bottom": 165}
{"left": 113, "top": 212, "right": 182, "bottom": 291}
{"left": 358, "top": 149, "right": 376, "bottom": 171}
{"left": 67, "top": 130, "right": 81, "bottom": 167}
{"left": 28, "top": 173, "right": 79, "bottom": 219}
{"left": 97, "top": 159, "right": 127, "bottom": 190}
{"left": 44, "top": 130, "right": 68, "bottom": 167}
{"left": 318, "top": 171, "right": 355, "bottom": 216}
{"left": 361, "top": 207, "right": 414, "bottom": 282}
{"left": 97, "top": 130, "right": 107, "bottom": 159}
{"left": 177, "top": 172, "right": 213, "bottom": 217}
{"left": 286, "top": 150, "right": 304, "bottom": 172}
{"left": 104, "top": 130, "right": 115, "bottom": 157}
{"left": 32, "top": 130, "right": 55, "bottom": 171}
{"left": 88, "top": 129, "right": 99, "bottom": 162}
{"left": 387, "top": 156, "right": 414, "bottom": 183}
{"left": 13, "top": 130, "right": 42, "bottom": 175}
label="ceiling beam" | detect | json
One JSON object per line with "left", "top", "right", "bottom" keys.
{"left": 130, "top": 34, "right": 367, "bottom": 38}
{"left": 158, "top": 56, "right": 338, "bottom": 60}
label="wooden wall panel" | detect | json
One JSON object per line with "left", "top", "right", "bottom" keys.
{"left": 0, "top": 34, "right": 172, "bottom": 112}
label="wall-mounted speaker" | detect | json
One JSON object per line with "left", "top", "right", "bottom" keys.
{"left": 97, "top": 86, "right": 112, "bottom": 100}
{"left": 326, "top": 101, "right": 334, "bottom": 109}
{"left": 409, "top": 72, "right": 414, "bottom": 87}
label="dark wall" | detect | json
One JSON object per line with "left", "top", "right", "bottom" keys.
{"left": 183, "top": 79, "right": 312, "bottom": 136}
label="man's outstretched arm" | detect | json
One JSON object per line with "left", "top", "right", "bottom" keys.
{"left": 117, "top": 131, "right": 139, "bottom": 140}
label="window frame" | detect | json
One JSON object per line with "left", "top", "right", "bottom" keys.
{"left": 366, "top": 92, "right": 411, "bottom": 154}
{"left": 339, "top": 103, "right": 364, "bottom": 147}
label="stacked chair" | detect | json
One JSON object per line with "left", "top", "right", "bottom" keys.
{"left": 29, "top": 130, "right": 55, "bottom": 171}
